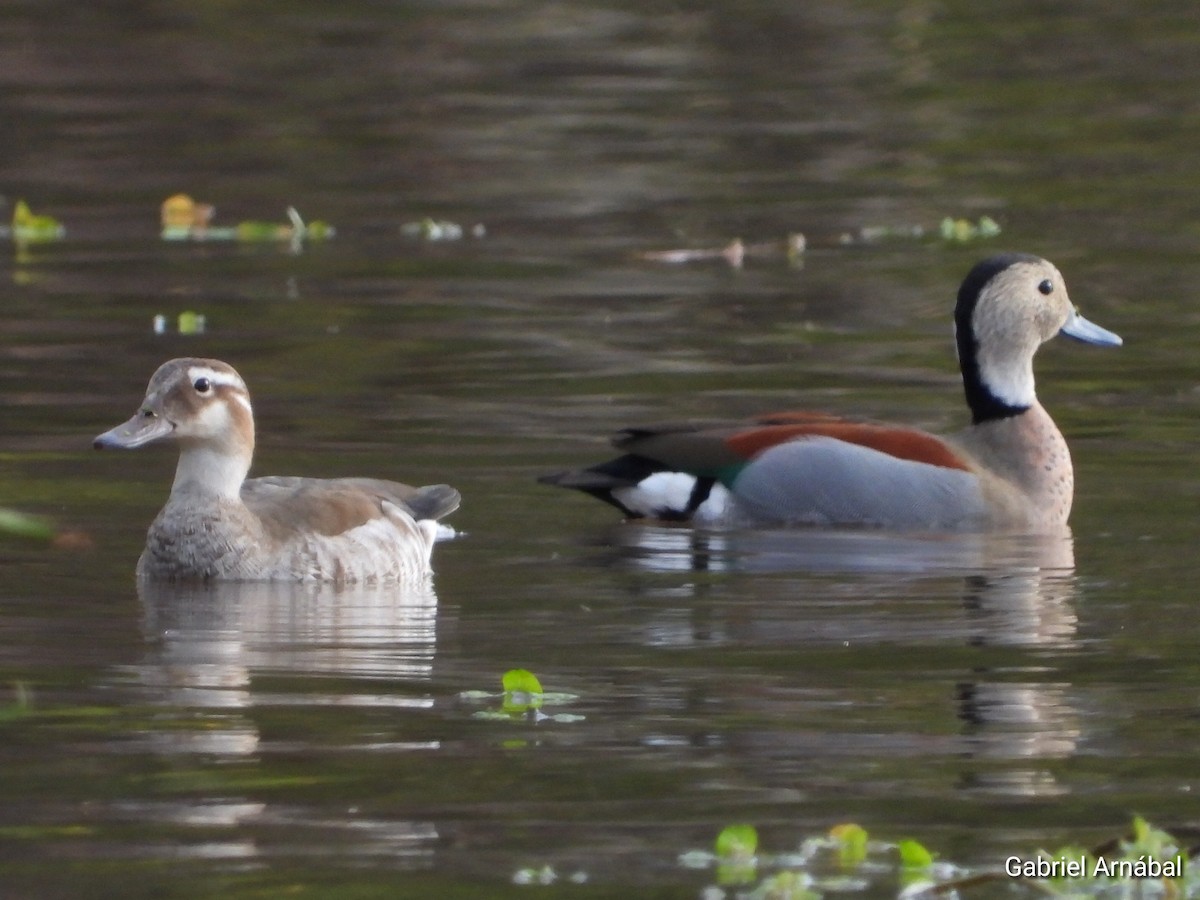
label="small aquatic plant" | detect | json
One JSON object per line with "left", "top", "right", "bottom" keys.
{"left": 9, "top": 200, "right": 65, "bottom": 243}
{"left": 679, "top": 817, "right": 1194, "bottom": 898}
{"left": 716, "top": 823, "right": 760, "bottom": 886}
{"left": 940, "top": 215, "right": 1001, "bottom": 243}
{"left": 459, "top": 669, "right": 583, "bottom": 723}
{"left": 159, "top": 194, "right": 334, "bottom": 248}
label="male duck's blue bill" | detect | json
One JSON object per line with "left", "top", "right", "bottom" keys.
{"left": 541, "top": 253, "right": 1121, "bottom": 533}
{"left": 95, "top": 358, "right": 460, "bottom": 582}
{"left": 1060, "top": 307, "right": 1122, "bottom": 346}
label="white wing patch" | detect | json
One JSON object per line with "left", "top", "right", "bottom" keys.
{"left": 614, "top": 472, "right": 698, "bottom": 517}
{"left": 612, "top": 472, "right": 731, "bottom": 523}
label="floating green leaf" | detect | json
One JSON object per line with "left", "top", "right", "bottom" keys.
{"left": 939, "top": 215, "right": 1001, "bottom": 243}
{"left": 11, "top": 200, "right": 65, "bottom": 243}
{"left": 502, "top": 669, "right": 543, "bottom": 694}
{"left": 177, "top": 311, "right": 207, "bottom": 335}
{"left": 236, "top": 220, "right": 291, "bottom": 241}
{"left": 303, "top": 219, "right": 335, "bottom": 240}
{"left": 897, "top": 839, "right": 934, "bottom": 869}
{"left": 830, "top": 823, "right": 869, "bottom": 869}
{"left": 501, "top": 668, "right": 543, "bottom": 714}
{"left": 715, "top": 823, "right": 759, "bottom": 886}
{"left": 754, "top": 871, "right": 820, "bottom": 900}
{"left": 683, "top": 817, "right": 1196, "bottom": 899}
{"left": 461, "top": 670, "right": 580, "bottom": 721}
{"left": 716, "top": 823, "right": 758, "bottom": 861}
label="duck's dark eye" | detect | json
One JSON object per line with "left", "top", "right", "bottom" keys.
{"left": 1037, "top": 278, "right": 1054, "bottom": 295}
{"left": 193, "top": 377, "right": 211, "bottom": 393}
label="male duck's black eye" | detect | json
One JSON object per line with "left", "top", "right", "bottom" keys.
{"left": 193, "top": 377, "right": 211, "bottom": 393}
{"left": 1037, "top": 278, "right": 1054, "bottom": 296}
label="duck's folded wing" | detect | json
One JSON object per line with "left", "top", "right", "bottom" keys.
{"left": 332, "top": 479, "right": 460, "bottom": 522}
{"left": 242, "top": 477, "right": 459, "bottom": 539}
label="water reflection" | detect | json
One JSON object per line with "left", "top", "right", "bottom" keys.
{"left": 115, "top": 579, "right": 446, "bottom": 865}
{"left": 608, "top": 523, "right": 1076, "bottom": 579}
{"left": 133, "top": 579, "right": 440, "bottom": 756}
{"left": 604, "top": 524, "right": 1082, "bottom": 796}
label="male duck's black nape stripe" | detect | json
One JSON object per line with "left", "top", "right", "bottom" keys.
{"left": 954, "top": 252, "right": 1039, "bottom": 424}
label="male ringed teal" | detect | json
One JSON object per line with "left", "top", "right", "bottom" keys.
{"left": 95, "top": 358, "right": 460, "bottom": 582}
{"left": 541, "top": 254, "right": 1121, "bottom": 532}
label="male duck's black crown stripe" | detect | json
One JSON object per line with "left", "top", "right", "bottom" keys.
{"left": 955, "top": 252, "right": 1040, "bottom": 424}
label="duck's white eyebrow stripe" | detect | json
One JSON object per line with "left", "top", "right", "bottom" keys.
{"left": 187, "top": 366, "right": 243, "bottom": 389}
{"left": 187, "top": 366, "right": 252, "bottom": 411}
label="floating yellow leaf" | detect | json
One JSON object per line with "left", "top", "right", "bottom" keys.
{"left": 160, "top": 196, "right": 332, "bottom": 245}
{"left": 160, "top": 194, "right": 217, "bottom": 240}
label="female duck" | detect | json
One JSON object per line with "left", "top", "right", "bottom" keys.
{"left": 541, "top": 254, "right": 1121, "bottom": 532}
{"left": 95, "top": 358, "right": 459, "bottom": 581}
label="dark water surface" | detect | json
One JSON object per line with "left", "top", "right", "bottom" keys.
{"left": 2, "top": 2, "right": 1199, "bottom": 897}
